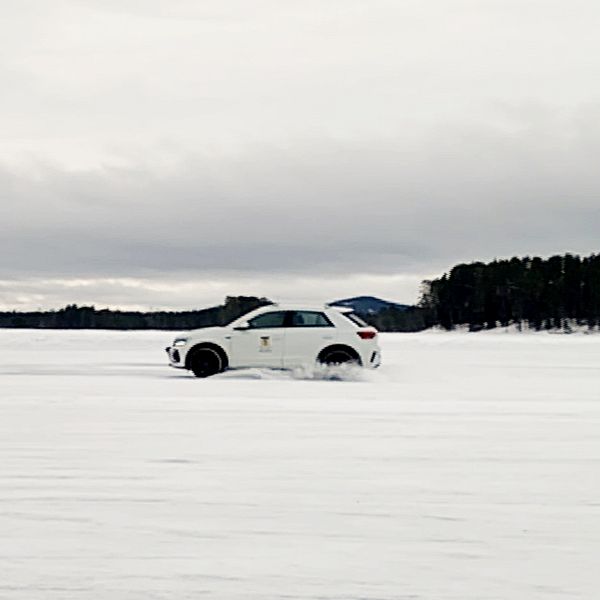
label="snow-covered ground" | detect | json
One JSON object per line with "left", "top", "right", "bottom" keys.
{"left": 1, "top": 329, "right": 599, "bottom": 599}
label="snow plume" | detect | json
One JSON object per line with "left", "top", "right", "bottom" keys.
{"left": 215, "top": 364, "right": 369, "bottom": 382}
{"left": 292, "top": 363, "right": 368, "bottom": 382}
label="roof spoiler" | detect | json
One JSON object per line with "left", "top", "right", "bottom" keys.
{"left": 325, "top": 303, "right": 354, "bottom": 313}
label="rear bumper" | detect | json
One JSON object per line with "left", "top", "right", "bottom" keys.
{"left": 369, "top": 349, "right": 382, "bottom": 368}
{"left": 357, "top": 345, "right": 381, "bottom": 369}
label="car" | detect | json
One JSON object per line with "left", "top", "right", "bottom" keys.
{"left": 165, "top": 304, "right": 381, "bottom": 377}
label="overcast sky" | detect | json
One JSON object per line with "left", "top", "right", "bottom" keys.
{"left": 1, "top": 0, "right": 599, "bottom": 310}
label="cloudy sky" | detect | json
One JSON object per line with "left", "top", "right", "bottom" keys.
{"left": 1, "top": 1, "right": 599, "bottom": 310}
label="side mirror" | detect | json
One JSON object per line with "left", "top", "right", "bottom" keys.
{"left": 233, "top": 321, "right": 251, "bottom": 331}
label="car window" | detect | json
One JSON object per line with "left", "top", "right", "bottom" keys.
{"left": 248, "top": 311, "right": 287, "bottom": 329}
{"left": 290, "top": 311, "right": 333, "bottom": 327}
{"left": 342, "top": 312, "right": 369, "bottom": 327}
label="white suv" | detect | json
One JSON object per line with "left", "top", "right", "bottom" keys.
{"left": 165, "top": 304, "right": 381, "bottom": 377}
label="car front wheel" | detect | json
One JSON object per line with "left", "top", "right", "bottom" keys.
{"left": 189, "top": 347, "right": 223, "bottom": 378}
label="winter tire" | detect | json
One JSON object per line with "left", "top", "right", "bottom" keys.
{"left": 189, "top": 347, "right": 223, "bottom": 378}
{"left": 319, "top": 347, "right": 360, "bottom": 366}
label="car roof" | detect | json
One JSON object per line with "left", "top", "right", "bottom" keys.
{"left": 257, "top": 303, "right": 352, "bottom": 313}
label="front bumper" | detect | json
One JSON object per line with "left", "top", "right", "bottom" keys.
{"left": 165, "top": 346, "right": 185, "bottom": 368}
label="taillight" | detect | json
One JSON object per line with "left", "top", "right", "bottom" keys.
{"left": 357, "top": 330, "right": 377, "bottom": 340}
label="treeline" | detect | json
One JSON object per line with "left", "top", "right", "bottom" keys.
{"left": 0, "top": 296, "right": 270, "bottom": 330}
{"left": 420, "top": 253, "right": 600, "bottom": 331}
{"left": 3, "top": 253, "right": 600, "bottom": 333}
{"left": 359, "top": 306, "right": 433, "bottom": 332}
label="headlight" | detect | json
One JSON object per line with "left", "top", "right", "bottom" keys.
{"left": 173, "top": 338, "right": 188, "bottom": 347}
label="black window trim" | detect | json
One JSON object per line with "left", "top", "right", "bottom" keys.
{"left": 287, "top": 310, "right": 334, "bottom": 328}
{"left": 247, "top": 310, "right": 288, "bottom": 329}
{"left": 247, "top": 310, "right": 336, "bottom": 329}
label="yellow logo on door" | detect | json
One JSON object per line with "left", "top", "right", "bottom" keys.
{"left": 259, "top": 336, "right": 271, "bottom": 352}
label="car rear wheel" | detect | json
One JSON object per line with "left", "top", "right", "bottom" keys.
{"left": 318, "top": 347, "right": 360, "bottom": 366}
{"left": 189, "top": 347, "right": 223, "bottom": 378}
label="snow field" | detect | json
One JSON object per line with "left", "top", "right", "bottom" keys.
{"left": 1, "top": 330, "right": 599, "bottom": 599}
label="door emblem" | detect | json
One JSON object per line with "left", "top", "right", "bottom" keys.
{"left": 259, "top": 336, "right": 271, "bottom": 352}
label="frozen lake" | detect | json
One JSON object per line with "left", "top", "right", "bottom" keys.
{"left": 1, "top": 329, "right": 599, "bottom": 599}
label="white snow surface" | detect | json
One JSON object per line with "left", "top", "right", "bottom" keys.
{"left": 1, "top": 329, "right": 599, "bottom": 599}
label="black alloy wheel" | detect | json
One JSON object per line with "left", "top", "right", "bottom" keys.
{"left": 319, "top": 349, "right": 359, "bottom": 366}
{"left": 189, "top": 348, "right": 223, "bottom": 378}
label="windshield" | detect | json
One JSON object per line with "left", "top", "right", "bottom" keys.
{"left": 226, "top": 308, "right": 266, "bottom": 327}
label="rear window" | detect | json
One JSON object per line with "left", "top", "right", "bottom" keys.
{"left": 290, "top": 311, "right": 333, "bottom": 327}
{"left": 342, "top": 312, "right": 368, "bottom": 327}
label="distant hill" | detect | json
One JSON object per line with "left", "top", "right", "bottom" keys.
{"left": 0, "top": 296, "right": 271, "bottom": 330}
{"left": 329, "top": 296, "right": 410, "bottom": 315}
{"left": 0, "top": 294, "right": 424, "bottom": 332}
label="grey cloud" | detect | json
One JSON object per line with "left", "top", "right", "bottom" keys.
{"left": 1, "top": 1, "right": 600, "bottom": 308}
{"left": 1, "top": 117, "right": 599, "bottom": 285}
{"left": 0, "top": 272, "right": 425, "bottom": 312}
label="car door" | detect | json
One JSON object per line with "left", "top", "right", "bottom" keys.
{"left": 283, "top": 310, "right": 336, "bottom": 368}
{"left": 229, "top": 310, "right": 287, "bottom": 368}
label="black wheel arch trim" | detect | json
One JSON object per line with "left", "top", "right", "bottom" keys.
{"left": 317, "top": 344, "right": 362, "bottom": 366}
